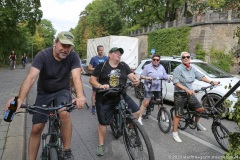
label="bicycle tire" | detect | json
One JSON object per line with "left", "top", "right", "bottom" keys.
{"left": 188, "top": 115, "right": 197, "bottom": 129}
{"left": 212, "top": 123, "right": 229, "bottom": 151}
{"left": 123, "top": 119, "right": 155, "bottom": 160}
{"left": 110, "top": 113, "right": 122, "bottom": 139}
{"left": 157, "top": 107, "right": 172, "bottom": 134}
{"left": 134, "top": 82, "right": 144, "bottom": 99}
{"left": 41, "top": 147, "right": 48, "bottom": 159}
{"left": 170, "top": 108, "right": 188, "bottom": 130}
{"left": 49, "top": 147, "right": 58, "bottom": 160}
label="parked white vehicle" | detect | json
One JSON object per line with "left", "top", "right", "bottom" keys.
{"left": 134, "top": 56, "right": 240, "bottom": 114}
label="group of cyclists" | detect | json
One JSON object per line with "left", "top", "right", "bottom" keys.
{"left": 5, "top": 30, "right": 219, "bottom": 159}
{"left": 9, "top": 50, "right": 27, "bottom": 69}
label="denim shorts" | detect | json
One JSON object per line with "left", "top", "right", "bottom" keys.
{"left": 174, "top": 92, "right": 202, "bottom": 116}
{"left": 95, "top": 93, "right": 139, "bottom": 125}
{"left": 144, "top": 91, "right": 161, "bottom": 100}
{"left": 32, "top": 89, "right": 71, "bottom": 124}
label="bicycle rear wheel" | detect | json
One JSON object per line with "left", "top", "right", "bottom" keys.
{"left": 170, "top": 108, "right": 188, "bottom": 130}
{"left": 212, "top": 123, "right": 229, "bottom": 151}
{"left": 157, "top": 107, "right": 172, "bottom": 133}
{"left": 49, "top": 147, "right": 58, "bottom": 160}
{"left": 123, "top": 119, "right": 155, "bottom": 160}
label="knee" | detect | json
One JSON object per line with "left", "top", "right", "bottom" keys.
{"left": 59, "top": 111, "right": 70, "bottom": 121}
{"left": 196, "top": 107, "right": 204, "bottom": 113}
{"left": 133, "top": 110, "right": 140, "bottom": 118}
{"left": 31, "top": 124, "right": 44, "bottom": 135}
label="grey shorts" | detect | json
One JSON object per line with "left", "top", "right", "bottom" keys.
{"left": 174, "top": 92, "right": 202, "bottom": 116}
{"left": 144, "top": 91, "right": 161, "bottom": 100}
{"left": 32, "top": 89, "right": 71, "bottom": 124}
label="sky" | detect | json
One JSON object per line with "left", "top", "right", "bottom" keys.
{"left": 40, "top": 0, "right": 93, "bottom": 35}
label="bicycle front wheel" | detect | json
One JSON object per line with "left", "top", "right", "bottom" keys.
{"left": 157, "top": 107, "right": 172, "bottom": 133}
{"left": 123, "top": 119, "right": 155, "bottom": 160}
{"left": 212, "top": 123, "right": 229, "bottom": 151}
{"left": 49, "top": 147, "right": 58, "bottom": 160}
{"left": 110, "top": 113, "right": 122, "bottom": 139}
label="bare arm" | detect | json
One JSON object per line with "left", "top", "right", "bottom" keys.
{"left": 17, "top": 67, "right": 40, "bottom": 109}
{"left": 89, "top": 75, "right": 109, "bottom": 89}
{"left": 128, "top": 73, "right": 140, "bottom": 86}
{"left": 88, "top": 64, "right": 94, "bottom": 71}
{"left": 71, "top": 68, "right": 86, "bottom": 109}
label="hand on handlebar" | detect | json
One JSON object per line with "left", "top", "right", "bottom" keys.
{"left": 211, "top": 81, "right": 220, "bottom": 86}
{"left": 99, "top": 84, "right": 109, "bottom": 89}
{"left": 72, "top": 95, "right": 86, "bottom": 109}
{"left": 185, "top": 89, "right": 196, "bottom": 96}
{"left": 131, "top": 77, "right": 140, "bottom": 86}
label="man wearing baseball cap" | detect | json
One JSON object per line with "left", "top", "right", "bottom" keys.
{"left": 5, "top": 31, "right": 86, "bottom": 160}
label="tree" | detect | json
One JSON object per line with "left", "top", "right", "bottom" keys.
{"left": 0, "top": 0, "right": 42, "bottom": 63}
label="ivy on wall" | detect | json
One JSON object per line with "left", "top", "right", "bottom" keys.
{"left": 148, "top": 27, "right": 191, "bottom": 57}
{"left": 208, "top": 46, "right": 233, "bottom": 72}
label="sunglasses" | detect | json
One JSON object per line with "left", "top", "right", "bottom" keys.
{"left": 182, "top": 56, "right": 190, "bottom": 59}
{"left": 152, "top": 59, "right": 160, "bottom": 62}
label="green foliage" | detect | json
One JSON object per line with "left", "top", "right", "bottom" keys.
{"left": 208, "top": 46, "right": 233, "bottom": 72}
{"left": 148, "top": 27, "right": 191, "bottom": 56}
{"left": 195, "top": 43, "right": 206, "bottom": 60}
{"left": 223, "top": 91, "right": 240, "bottom": 159}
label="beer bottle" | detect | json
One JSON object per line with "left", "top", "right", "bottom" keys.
{"left": 4, "top": 96, "right": 18, "bottom": 122}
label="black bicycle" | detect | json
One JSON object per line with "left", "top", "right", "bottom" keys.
{"left": 97, "top": 82, "right": 155, "bottom": 160}
{"left": 21, "top": 102, "right": 76, "bottom": 160}
{"left": 170, "top": 82, "right": 235, "bottom": 151}
{"left": 139, "top": 78, "right": 172, "bottom": 134}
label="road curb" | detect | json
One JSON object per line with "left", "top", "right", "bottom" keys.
{"left": 1, "top": 109, "right": 26, "bottom": 160}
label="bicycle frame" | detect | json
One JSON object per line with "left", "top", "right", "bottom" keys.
{"left": 42, "top": 109, "right": 62, "bottom": 154}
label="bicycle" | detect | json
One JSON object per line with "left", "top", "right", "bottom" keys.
{"left": 139, "top": 78, "right": 172, "bottom": 134}
{"left": 22, "top": 60, "right": 26, "bottom": 69}
{"left": 170, "top": 82, "right": 238, "bottom": 151}
{"left": 10, "top": 59, "right": 15, "bottom": 70}
{"left": 97, "top": 82, "right": 155, "bottom": 160}
{"left": 20, "top": 102, "right": 76, "bottom": 160}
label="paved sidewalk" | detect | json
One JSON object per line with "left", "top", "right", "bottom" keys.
{"left": 0, "top": 65, "right": 30, "bottom": 160}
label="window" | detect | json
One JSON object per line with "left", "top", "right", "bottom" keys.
{"left": 170, "top": 61, "right": 180, "bottom": 75}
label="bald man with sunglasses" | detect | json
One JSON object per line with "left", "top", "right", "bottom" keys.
{"left": 172, "top": 52, "right": 218, "bottom": 143}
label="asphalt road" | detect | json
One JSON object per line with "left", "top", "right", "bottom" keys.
{"left": 26, "top": 74, "right": 238, "bottom": 160}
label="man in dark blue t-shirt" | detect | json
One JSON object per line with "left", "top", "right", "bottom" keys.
{"left": 5, "top": 31, "right": 86, "bottom": 160}
{"left": 88, "top": 45, "right": 108, "bottom": 114}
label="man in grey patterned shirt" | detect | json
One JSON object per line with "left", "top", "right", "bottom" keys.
{"left": 172, "top": 52, "right": 218, "bottom": 143}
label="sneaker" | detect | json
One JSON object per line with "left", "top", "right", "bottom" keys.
{"left": 63, "top": 149, "right": 74, "bottom": 160}
{"left": 138, "top": 117, "right": 143, "bottom": 125}
{"left": 91, "top": 107, "right": 96, "bottom": 115}
{"left": 197, "top": 123, "right": 207, "bottom": 131}
{"left": 172, "top": 132, "right": 182, "bottom": 143}
{"left": 96, "top": 145, "right": 104, "bottom": 156}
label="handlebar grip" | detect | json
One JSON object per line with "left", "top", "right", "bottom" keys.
{"left": 21, "top": 104, "right": 29, "bottom": 108}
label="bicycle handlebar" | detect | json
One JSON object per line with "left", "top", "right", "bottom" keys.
{"left": 21, "top": 102, "right": 76, "bottom": 113}
{"left": 194, "top": 82, "right": 220, "bottom": 93}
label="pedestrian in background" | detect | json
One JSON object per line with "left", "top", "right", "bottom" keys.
{"left": 88, "top": 45, "right": 108, "bottom": 115}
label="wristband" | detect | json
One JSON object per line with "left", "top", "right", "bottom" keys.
{"left": 210, "top": 81, "right": 213, "bottom": 84}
